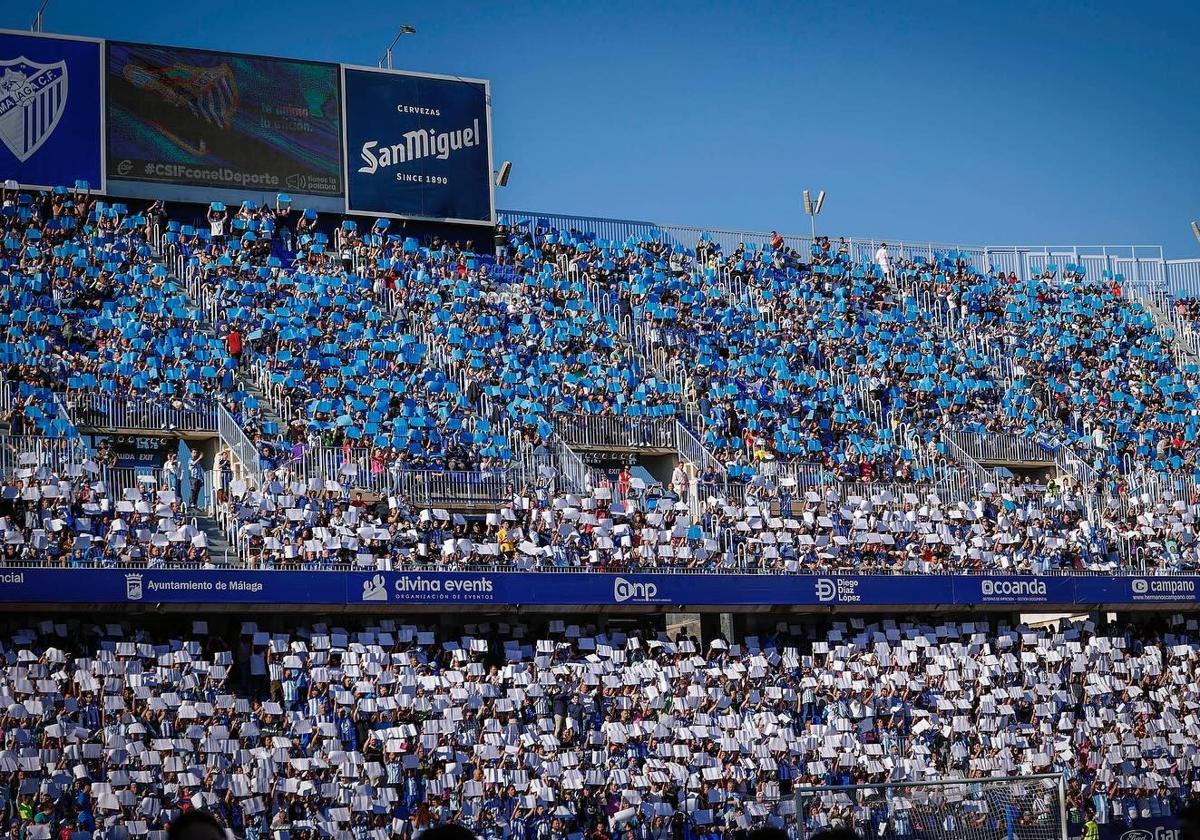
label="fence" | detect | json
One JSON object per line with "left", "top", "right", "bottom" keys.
{"left": 290, "top": 445, "right": 519, "bottom": 505}
{"left": 556, "top": 413, "right": 677, "bottom": 450}
{"left": 64, "top": 393, "right": 218, "bottom": 433}
{"left": 499, "top": 209, "right": 1179, "bottom": 285}
{"left": 0, "top": 436, "right": 90, "bottom": 478}
{"left": 943, "top": 431, "right": 1056, "bottom": 464}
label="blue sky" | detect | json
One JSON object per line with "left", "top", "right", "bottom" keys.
{"left": 4, "top": 0, "right": 1199, "bottom": 255}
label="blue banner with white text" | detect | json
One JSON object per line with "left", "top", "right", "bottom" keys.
{"left": 0, "top": 571, "right": 1195, "bottom": 608}
{"left": 0, "top": 31, "right": 103, "bottom": 191}
{"left": 343, "top": 67, "right": 493, "bottom": 224}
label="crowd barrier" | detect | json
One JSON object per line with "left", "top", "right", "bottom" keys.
{"left": 0, "top": 569, "right": 1193, "bottom": 608}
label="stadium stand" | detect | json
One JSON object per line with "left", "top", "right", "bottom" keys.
{"left": 3, "top": 184, "right": 1200, "bottom": 572}
{"left": 0, "top": 614, "right": 1193, "bottom": 838}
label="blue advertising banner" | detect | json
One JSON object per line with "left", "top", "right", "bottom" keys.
{"left": 0, "top": 570, "right": 1197, "bottom": 609}
{"left": 1068, "top": 817, "right": 1181, "bottom": 840}
{"left": 342, "top": 66, "right": 493, "bottom": 224}
{"left": 0, "top": 31, "right": 103, "bottom": 191}
{"left": 106, "top": 41, "right": 342, "bottom": 196}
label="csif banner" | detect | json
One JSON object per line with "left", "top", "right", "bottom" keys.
{"left": 105, "top": 41, "right": 342, "bottom": 197}
{"left": 342, "top": 66, "right": 494, "bottom": 225}
{"left": 0, "top": 30, "right": 104, "bottom": 191}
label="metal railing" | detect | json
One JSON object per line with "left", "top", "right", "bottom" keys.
{"left": 0, "top": 557, "right": 1166, "bottom": 575}
{"left": 287, "top": 445, "right": 517, "bottom": 505}
{"left": 556, "top": 413, "right": 677, "bottom": 450}
{"left": 499, "top": 209, "right": 1176, "bottom": 284}
{"left": 0, "top": 435, "right": 90, "bottom": 478}
{"left": 937, "top": 432, "right": 991, "bottom": 495}
{"left": 674, "top": 418, "right": 729, "bottom": 483}
{"left": 543, "top": 431, "right": 591, "bottom": 494}
{"left": 943, "top": 431, "right": 1056, "bottom": 464}
{"left": 63, "top": 393, "right": 218, "bottom": 433}
{"left": 217, "top": 403, "right": 262, "bottom": 477}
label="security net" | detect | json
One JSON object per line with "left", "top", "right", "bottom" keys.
{"left": 795, "top": 775, "right": 1066, "bottom": 840}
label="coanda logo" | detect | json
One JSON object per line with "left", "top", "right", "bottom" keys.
{"left": 1120, "top": 830, "right": 1152, "bottom": 840}
{"left": 815, "top": 578, "right": 837, "bottom": 602}
{"left": 614, "top": 577, "right": 657, "bottom": 603}
{"left": 0, "top": 57, "right": 68, "bottom": 162}
{"left": 981, "top": 579, "right": 1047, "bottom": 597}
{"left": 125, "top": 574, "right": 143, "bottom": 601}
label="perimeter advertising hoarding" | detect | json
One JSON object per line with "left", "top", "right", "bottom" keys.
{"left": 342, "top": 66, "right": 494, "bottom": 224}
{"left": 0, "top": 571, "right": 1194, "bottom": 608}
{"left": 105, "top": 41, "right": 342, "bottom": 196}
{"left": 0, "top": 31, "right": 103, "bottom": 191}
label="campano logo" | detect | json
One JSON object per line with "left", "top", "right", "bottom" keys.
{"left": 614, "top": 577, "right": 657, "bottom": 603}
{"left": 1132, "top": 579, "right": 1149, "bottom": 594}
{"left": 815, "top": 578, "right": 837, "bottom": 602}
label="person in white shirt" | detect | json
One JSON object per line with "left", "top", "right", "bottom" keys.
{"left": 875, "top": 242, "right": 892, "bottom": 281}
{"left": 162, "top": 453, "right": 181, "bottom": 498}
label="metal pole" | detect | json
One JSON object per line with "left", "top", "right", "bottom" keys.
{"left": 1057, "top": 774, "right": 1068, "bottom": 840}
{"left": 386, "top": 48, "right": 393, "bottom": 70}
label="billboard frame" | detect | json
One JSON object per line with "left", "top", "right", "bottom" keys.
{"left": 339, "top": 62, "right": 496, "bottom": 227}
{"left": 0, "top": 28, "right": 107, "bottom": 194}
{"left": 104, "top": 38, "right": 345, "bottom": 199}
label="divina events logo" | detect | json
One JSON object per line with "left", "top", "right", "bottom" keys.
{"left": 356, "top": 120, "right": 482, "bottom": 175}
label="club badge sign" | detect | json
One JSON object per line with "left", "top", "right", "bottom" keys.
{"left": 0, "top": 30, "right": 103, "bottom": 190}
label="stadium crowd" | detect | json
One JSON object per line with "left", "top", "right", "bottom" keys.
{"left": 6, "top": 183, "right": 1200, "bottom": 570}
{"left": 13, "top": 438, "right": 1200, "bottom": 574}
{"left": 0, "top": 614, "right": 1194, "bottom": 839}
{"left": 0, "top": 449, "right": 211, "bottom": 567}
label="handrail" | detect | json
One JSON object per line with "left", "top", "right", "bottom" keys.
{"left": 943, "top": 431, "right": 1055, "bottom": 464}
{"left": 937, "top": 432, "right": 991, "bottom": 494}
{"left": 0, "top": 559, "right": 1171, "bottom": 577}
{"left": 543, "top": 431, "right": 591, "bottom": 494}
{"left": 217, "top": 403, "right": 262, "bottom": 478}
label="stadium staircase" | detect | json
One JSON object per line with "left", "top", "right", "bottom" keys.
{"left": 195, "top": 511, "right": 234, "bottom": 564}
{"left": 1130, "top": 287, "right": 1200, "bottom": 370}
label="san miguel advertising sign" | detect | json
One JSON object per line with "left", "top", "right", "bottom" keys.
{"left": 342, "top": 66, "right": 494, "bottom": 224}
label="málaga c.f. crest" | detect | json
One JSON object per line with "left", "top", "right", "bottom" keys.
{"left": 0, "top": 56, "right": 68, "bottom": 162}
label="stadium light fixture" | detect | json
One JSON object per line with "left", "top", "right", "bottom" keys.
{"left": 30, "top": 0, "right": 50, "bottom": 32}
{"left": 380, "top": 25, "right": 417, "bottom": 70}
{"left": 802, "top": 189, "right": 826, "bottom": 240}
{"left": 495, "top": 161, "right": 512, "bottom": 188}
{"left": 1192, "top": 220, "right": 1200, "bottom": 246}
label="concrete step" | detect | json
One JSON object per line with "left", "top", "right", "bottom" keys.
{"left": 195, "top": 513, "right": 236, "bottom": 566}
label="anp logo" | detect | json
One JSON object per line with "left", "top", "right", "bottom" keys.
{"left": 0, "top": 57, "right": 68, "bottom": 162}
{"left": 361, "top": 574, "right": 388, "bottom": 602}
{"left": 815, "top": 578, "right": 837, "bottom": 602}
{"left": 124, "top": 573, "right": 143, "bottom": 601}
{"left": 614, "top": 577, "right": 658, "bottom": 603}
